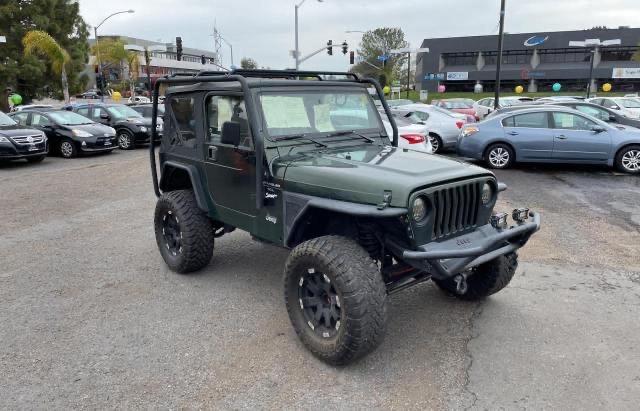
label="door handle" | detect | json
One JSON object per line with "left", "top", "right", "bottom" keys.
{"left": 555, "top": 135, "right": 568, "bottom": 140}
{"left": 507, "top": 131, "right": 519, "bottom": 136}
{"left": 208, "top": 146, "right": 218, "bottom": 161}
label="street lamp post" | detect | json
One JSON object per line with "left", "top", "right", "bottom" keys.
{"left": 389, "top": 48, "right": 430, "bottom": 99}
{"left": 94, "top": 9, "right": 134, "bottom": 101}
{"left": 294, "top": 0, "right": 323, "bottom": 70}
{"left": 569, "top": 38, "right": 621, "bottom": 98}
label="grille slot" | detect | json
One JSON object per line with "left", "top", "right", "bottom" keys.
{"left": 11, "top": 134, "right": 45, "bottom": 145}
{"left": 431, "top": 181, "right": 481, "bottom": 239}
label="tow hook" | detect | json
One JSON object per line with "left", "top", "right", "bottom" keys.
{"left": 454, "top": 274, "right": 468, "bottom": 294}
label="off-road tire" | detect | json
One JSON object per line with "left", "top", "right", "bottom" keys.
{"left": 434, "top": 252, "right": 518, "bottom": 301}
{"left": 26, "top": 155, "right": 46, "bottom": 163}
{"left": 485, "top": 143, "right": 514, "bottom": 169}
{"left": 154, "top": 190, "right": 214, "bottom": 273}
{"left": 284, "top": 235, "right": 387, "bottom": 365}
{"left": 615, "top": 144, "right": 640, "bottom": 174}
{"left": 117, "top": 129, "right": 134, "bottom": 150}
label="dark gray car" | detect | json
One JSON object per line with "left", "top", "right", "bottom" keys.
{"left": 457, "top": 107, "right": 640, "bottom": 174}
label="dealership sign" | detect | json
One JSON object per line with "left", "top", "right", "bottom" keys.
{"left": 446, "top": 72, "right": 469, "bottom": 81}
{"left": 524, "top": 35, "right": 549, "bottom": 47}
{"left": 424, "top": 72, "right": 445, "bottom": 80}
{"left": 612, "top": 67, "right": 640, "bottom": 79}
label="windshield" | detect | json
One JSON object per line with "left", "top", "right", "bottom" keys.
{"left": 0, "top": 111, "right": 17, "bottom": 126}
{"left": 107, "top": 105, "right": 143, "bottom": 119}
{"left": 259, "top": 90, "right": 382, "bottom": 138}
{"left": 430, "top": 105, "right": 460, "bottom": 118}
{"left": 619, "top": 99, "right": 640, "bottom": 108}
{"left": 49, "top": 111, "right": 94, "bottom": 125}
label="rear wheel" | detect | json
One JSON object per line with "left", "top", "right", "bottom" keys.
{"left": 485, "top": 143, "right": 514, "bottom": 169}
{"left": 429, "top": 134, "right": 443, "bottom": 154}
{"left": 434, "top": 253, "right": 518, "bottom": 301}
{"left": 284, "top": 236, "right": 387, "bottom": 365}
{"left": 615, "top": 145, "right": 640, "bottom": 174}
{"left": 154, "top": 190, "right": 214, "bottom": 273}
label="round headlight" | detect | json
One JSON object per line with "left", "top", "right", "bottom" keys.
{"left": 412, "top": 197, "right": 427, "bottom": 222}
{"left": 481, "top": 183, "right": 493, "bottom": 205}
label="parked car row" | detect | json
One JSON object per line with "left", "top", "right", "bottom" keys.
{"left": 1, "top": 102, "right": 164, "bottom": 164}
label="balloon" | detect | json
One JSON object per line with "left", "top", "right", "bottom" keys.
{"left": 474, "top": 83, "right": 483, "bottom": 93}
{"left": 10, "top": 94, "right": 22, "bottom": 105}
{"left": 552, "top": 83, "right": 561, "bottom": 92}
{"left": 112, "top": 91, "right": 122, "bottom": 102}
{"left": 437, "top": 84, "right": 446, "bottom": 93}
{"left": 515, "top": 85, "right": 524, "bottom": 94}
{"left": 383, "top": 86, "right": 390, "bottom": 95}
{"left": 602, "top": 83, "right": 612, "bottom": 92}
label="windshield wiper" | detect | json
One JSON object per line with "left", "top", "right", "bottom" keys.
{"left": 324, "top": 130, "right": 376, "bottom": 143}
{"left": 274, "top": 133, "right": 327, "bottom": 147}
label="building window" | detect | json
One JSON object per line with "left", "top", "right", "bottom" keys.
{"left": 539, "top": 48, "right": 590, "bottom": 64}
{"left": 601, "top": 47, "right": 639, "bottom": 61}
{"left": 442, "top": 52, "right": 477, "bottom": 66}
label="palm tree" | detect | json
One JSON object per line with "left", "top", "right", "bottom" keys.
{"left": 92, "top": 39, "right": 140, "bottom": 97}
{"left": 22, "top": 30, "right": 71, "bottom": 103}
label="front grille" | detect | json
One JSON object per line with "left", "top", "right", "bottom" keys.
{"left": 431, "top": 181, "right": 482, "bottom": 239}
{"left": 11, "top": 134, "right": 45, "bottom": 145}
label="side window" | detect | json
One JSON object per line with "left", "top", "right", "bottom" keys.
{"left": 574, "top": 105, "right": 609, "bottom": 121}
{"left": 12, "top": 113, "right": 29, "bottom": 125}
{"left": 76, "top": 107, "right": 90, "bottom": 118}
{"left": 413, "top": 111, "right": 429, "bottom": 121}
{"left": 509, "top": 112, "right": 549, "bottom": 128}
{"left": 552, "top": 112, "right": 597, "bottom": 131}
{"left": 590, "top": 99, "right": 602, "bottom": 106}
{"left": 206, "top": 95, "right": 252, "bottom": 149}
{"left": 169, "top": 96, "right": 197, "bottom": 148}
{"left": 31, "top": 113, "right": 51, "bottom": 126}
{"left": 502, "top": 116, "right": 515, "bottom": 127}
{"left": 602, "top": 99, "right": 618, "bottom": 109}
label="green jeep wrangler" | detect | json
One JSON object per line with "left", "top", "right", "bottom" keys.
{"left": 149, "top": 69, "right": 540, "bottom": 365}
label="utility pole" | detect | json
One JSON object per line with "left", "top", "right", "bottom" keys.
{"left": 494, "top": 0, "right": 506, "bottom": 110}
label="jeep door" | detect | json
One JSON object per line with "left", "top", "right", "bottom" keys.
{"left": 550, "top": 111, "right": 611, "bottom": 162}
{"left": 203, "top": 93, "right": 257, "bottom": 231}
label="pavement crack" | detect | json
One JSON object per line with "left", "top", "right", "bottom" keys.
{"left": 461, "top": 302, "right": 483, "bottom": 411}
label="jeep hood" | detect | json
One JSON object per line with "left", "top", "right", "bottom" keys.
{"left": 278, "top": 145, "right": 493, "bottom": 208}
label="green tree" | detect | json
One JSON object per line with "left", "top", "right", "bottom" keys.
{"left": 23, "top": 30, "right": 71, "bottom": 102}
{"left": 0, "top": 0, "right": 89, "bottom": 102}
{"left": 350, "top": 27, "right": 409, "bottom": 87}
{"left": 240, "top": 57, "right": 258, "bottom": 69}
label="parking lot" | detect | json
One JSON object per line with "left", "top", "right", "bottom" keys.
{"left": 1, "top": 150, "right": 639, "bottom": 409}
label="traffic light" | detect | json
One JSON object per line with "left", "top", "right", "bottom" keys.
{"left": 201, "top": 55, "right": 206, "bottom": 65}
{"left": 176, "top": 36, "right": 183, "bottom": 61}
{"left": 327, "top": 40, "right": 332, "bottom": 56}
{"left": 349, "top": 51, "right": 355, "bottom": 65}
{"left": 341, "top": 41, "right": 348, "bottom": 55}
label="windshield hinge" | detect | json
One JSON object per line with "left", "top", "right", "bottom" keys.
{"left": 377, "top": 190, "right": 392, "bottom": 210}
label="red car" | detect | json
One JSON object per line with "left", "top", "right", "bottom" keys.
{"left": 432, "top": 98, "right": 479, "bottom": 122}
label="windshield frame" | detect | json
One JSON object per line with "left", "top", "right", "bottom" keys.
{"left": 256, "top": 86, "right": 386, "bottom": 143}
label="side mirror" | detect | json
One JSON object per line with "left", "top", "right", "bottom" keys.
{"left": 100, "top": 113, "right": 110, "bottom": 120}
{"left": 613, "top": 106, "right": 620, "bottom": 110}
{"left": 221, "top": 121, "right": 241, "bottom": 146}
{"left": 609, "top": 115, "right": 617, "bottom": 122}
{"left": 591, "top": 125, "right": 606, "bottom": 133}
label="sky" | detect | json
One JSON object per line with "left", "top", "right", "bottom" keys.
{"left": 78, "top": 0, "right": 640, "bottom": 71}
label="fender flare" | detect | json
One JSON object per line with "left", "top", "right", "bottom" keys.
{"left": 283, "top": 192, "right": 408, "bottom": 248}
{"left": 160, "top": 161, "right": 209, "bottom": 211}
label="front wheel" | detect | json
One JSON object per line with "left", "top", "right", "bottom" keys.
{"left": 434, "top": 253, "right": 518, "bottom": 301}
{"left": 284, "top": 236, "right": 387, "bottom": 365}
{"left": 117, "top": 129, "right": 134, "bottom": 150}
{"left": 615, "top": 145, "right": 640, "bottom": 174}
{"left": 59, "top": 140, "right": 76, "bottom": 158}
{"left": 485, "top": 143, "right": 514, "bottom": 169}
{"left": 154, "top": 190, "right": 214, "bottom": 273}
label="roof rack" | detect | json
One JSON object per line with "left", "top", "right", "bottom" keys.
{"left": 194, "top": 69, "right": 360, "bottom": 81}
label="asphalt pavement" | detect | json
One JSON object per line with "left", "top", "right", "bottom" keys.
{"left": 1, "top": 150, "right": 639, "bottom": 409}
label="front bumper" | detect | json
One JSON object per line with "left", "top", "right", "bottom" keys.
{"left": 387, "top": 211, "right": 541, "bottom": 280}
{"left": 0, "top": 142, "right": 48, "bottom": 159}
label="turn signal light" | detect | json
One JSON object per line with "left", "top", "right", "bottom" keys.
{"left": 400, "top": 134, "right": 425, "bottom": 144}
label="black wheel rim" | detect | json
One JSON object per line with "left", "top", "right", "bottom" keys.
{"left": 298, "top": 268, "right": 342, "bottom": 339}
{"left": 161, "top": 211, "right": 182, "bottom": 256}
